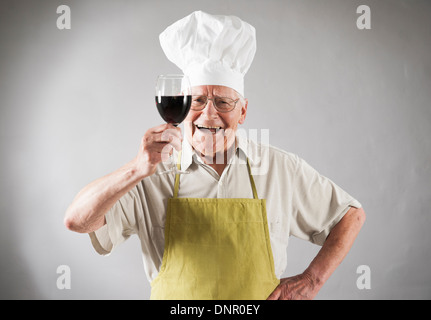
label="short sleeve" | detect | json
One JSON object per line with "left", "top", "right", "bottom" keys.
{"left": 88, "top": 188, "right": 142, "bottom": 255}
{"left": 289, "top": 156, "right": 362, "bottom": 246}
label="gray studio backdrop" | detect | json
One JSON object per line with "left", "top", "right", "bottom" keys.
{"left": 1, "top": 0, "right": 430, "bottom": 299}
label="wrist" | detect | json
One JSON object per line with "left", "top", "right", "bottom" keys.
{"left": 303, "top": 267, "right": 325, "bottom": 291}
{"left": 129, "top": 157, "right": 149, "bottom": 180}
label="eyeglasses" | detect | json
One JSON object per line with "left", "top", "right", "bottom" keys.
{"left": 190, "top": 95, "right": 240, "bottom": 113}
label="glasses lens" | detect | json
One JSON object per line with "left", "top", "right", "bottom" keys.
{"left": 190, "top": 96, "right": 237, "bottom": 112}
{"left": 191, "top": 96, "right": 207, "bottom": 110}
{"left": 215, "top": 97, "right": 235, "bottom": 112}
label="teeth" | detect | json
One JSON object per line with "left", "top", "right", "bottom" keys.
{"left": 196, "top": 125, "right": 222, "bottom": 130}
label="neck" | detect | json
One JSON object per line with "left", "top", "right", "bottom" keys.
{"left": 198, "top": 143, "right": 237, "bottom": 176}
{"left": 209, "top": 162, "right": 227, "bottom": 177}
{"left": 198, "top": 151, "right": 227, "bottom": 176}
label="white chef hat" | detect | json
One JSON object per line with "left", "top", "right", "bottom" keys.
{"left": 159, "top": 11, "right": 256, "bottom": 97}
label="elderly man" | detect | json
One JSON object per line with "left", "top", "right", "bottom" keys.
{"left": 64, "top": 11, "right": 365, "bottom": 300}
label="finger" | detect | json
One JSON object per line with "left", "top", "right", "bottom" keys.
{"left": 151, "top": 127, "right": 181, "bottom": 141}
{"left": 150, "top": 132, "right": 173, "bottom": 143}
{"left": 146, "top": 141, "right": 173, "bottom": 154}
{"left": 160, "top": 129, "right": 182, "bottom": 150}
{"left": 164, "top": 134, "right": 182, "bottom": 151}
{"left": 148, "top": 141, "right": 176, "bottom": 155}
{"left": 160, "top": 144, "right": 173, "bottom": 163}
{"left": 266, "top": 286, "right": 281, "bottom": 300}
{"left": 150, "top": 123, "right": 172, "bottom": 133}
{"left": 164, "top": 126, "right": 183, "bottom": 141}
{"left": 142, "top": 144, "right": 172, "bottom": 165}
{"left": 147, "top": 134, "right": 181, "bottom": 153}
{"left": 151, "top": 123, "right": 180, "bottom": 134}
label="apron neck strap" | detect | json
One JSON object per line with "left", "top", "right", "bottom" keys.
{"left": 246, "top": 158, "right": 259, "bottom": 199}
{"left": 173, "top": 151, "right": 182, "bottom": 198}
{"left": 173, "top": 151, "right": 259, "bottom": 199}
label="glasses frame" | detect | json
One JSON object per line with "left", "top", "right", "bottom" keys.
{"left": 190, "top": 95, "right": 241, "bottom": 113}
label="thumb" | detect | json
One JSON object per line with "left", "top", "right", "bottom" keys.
{"left": 266, "top": 286, "right": 281, "bottom": 300}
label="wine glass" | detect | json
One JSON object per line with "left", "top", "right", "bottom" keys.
{"left": 155, "top": 74, "right": 192, "bottom": 175}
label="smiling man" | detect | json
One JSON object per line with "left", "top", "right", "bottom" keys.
{"left": 185, "top": 85, "right": 247, "bottom": 176}
{"left": 64, "top": 11, "right": 365, "bottom": 300}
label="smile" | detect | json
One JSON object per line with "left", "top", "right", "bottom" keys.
{"left": 195, "top": 124, "right": 223, "bottom": 133}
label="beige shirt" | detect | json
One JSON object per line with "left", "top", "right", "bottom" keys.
{"left": 89, "top": 136, "right": 361, "bottom": 282}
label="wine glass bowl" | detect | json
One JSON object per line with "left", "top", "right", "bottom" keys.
{"left": 155, "top": 95, "right": 192, "bottom": 125}
{"left": 155, "top": 74, "right": 192, "bottom": 174}
{"left": 155, "top": 74, "right": 192, "bottom": 125}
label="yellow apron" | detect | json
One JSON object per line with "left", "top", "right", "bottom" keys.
{"left": 150, "top": 158, "right": 280, "bottom": 300}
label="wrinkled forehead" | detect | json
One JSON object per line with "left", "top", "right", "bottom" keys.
{"left": 192, "top": 85, "right": 240, "bottom": 98}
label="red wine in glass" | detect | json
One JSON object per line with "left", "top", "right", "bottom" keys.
{"left": 155, "top": 95, "right": 192, "bottom": 126}
{"left": 155, "top": 74, "right": 192, "bottom": 174}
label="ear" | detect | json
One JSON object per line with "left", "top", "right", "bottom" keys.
{"left": 238, "top": 98, "right": 248, "bottom": 125}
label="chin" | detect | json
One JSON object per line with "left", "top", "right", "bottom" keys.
{"left": 193, "top": 142, "right": 221, "bottom": 157}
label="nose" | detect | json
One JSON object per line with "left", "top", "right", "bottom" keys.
{"left": 200, "top": 99, "right": 219, "bottom": 118}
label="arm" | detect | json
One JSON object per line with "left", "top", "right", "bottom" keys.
{"left": 64, "top": 159, "right": 144, "bottom": 233}
{"left": 64, "top": 124, "right": 181, "bottom": 234}
{"left": 267, "top": 206, "right": 366, "bottom": 300}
